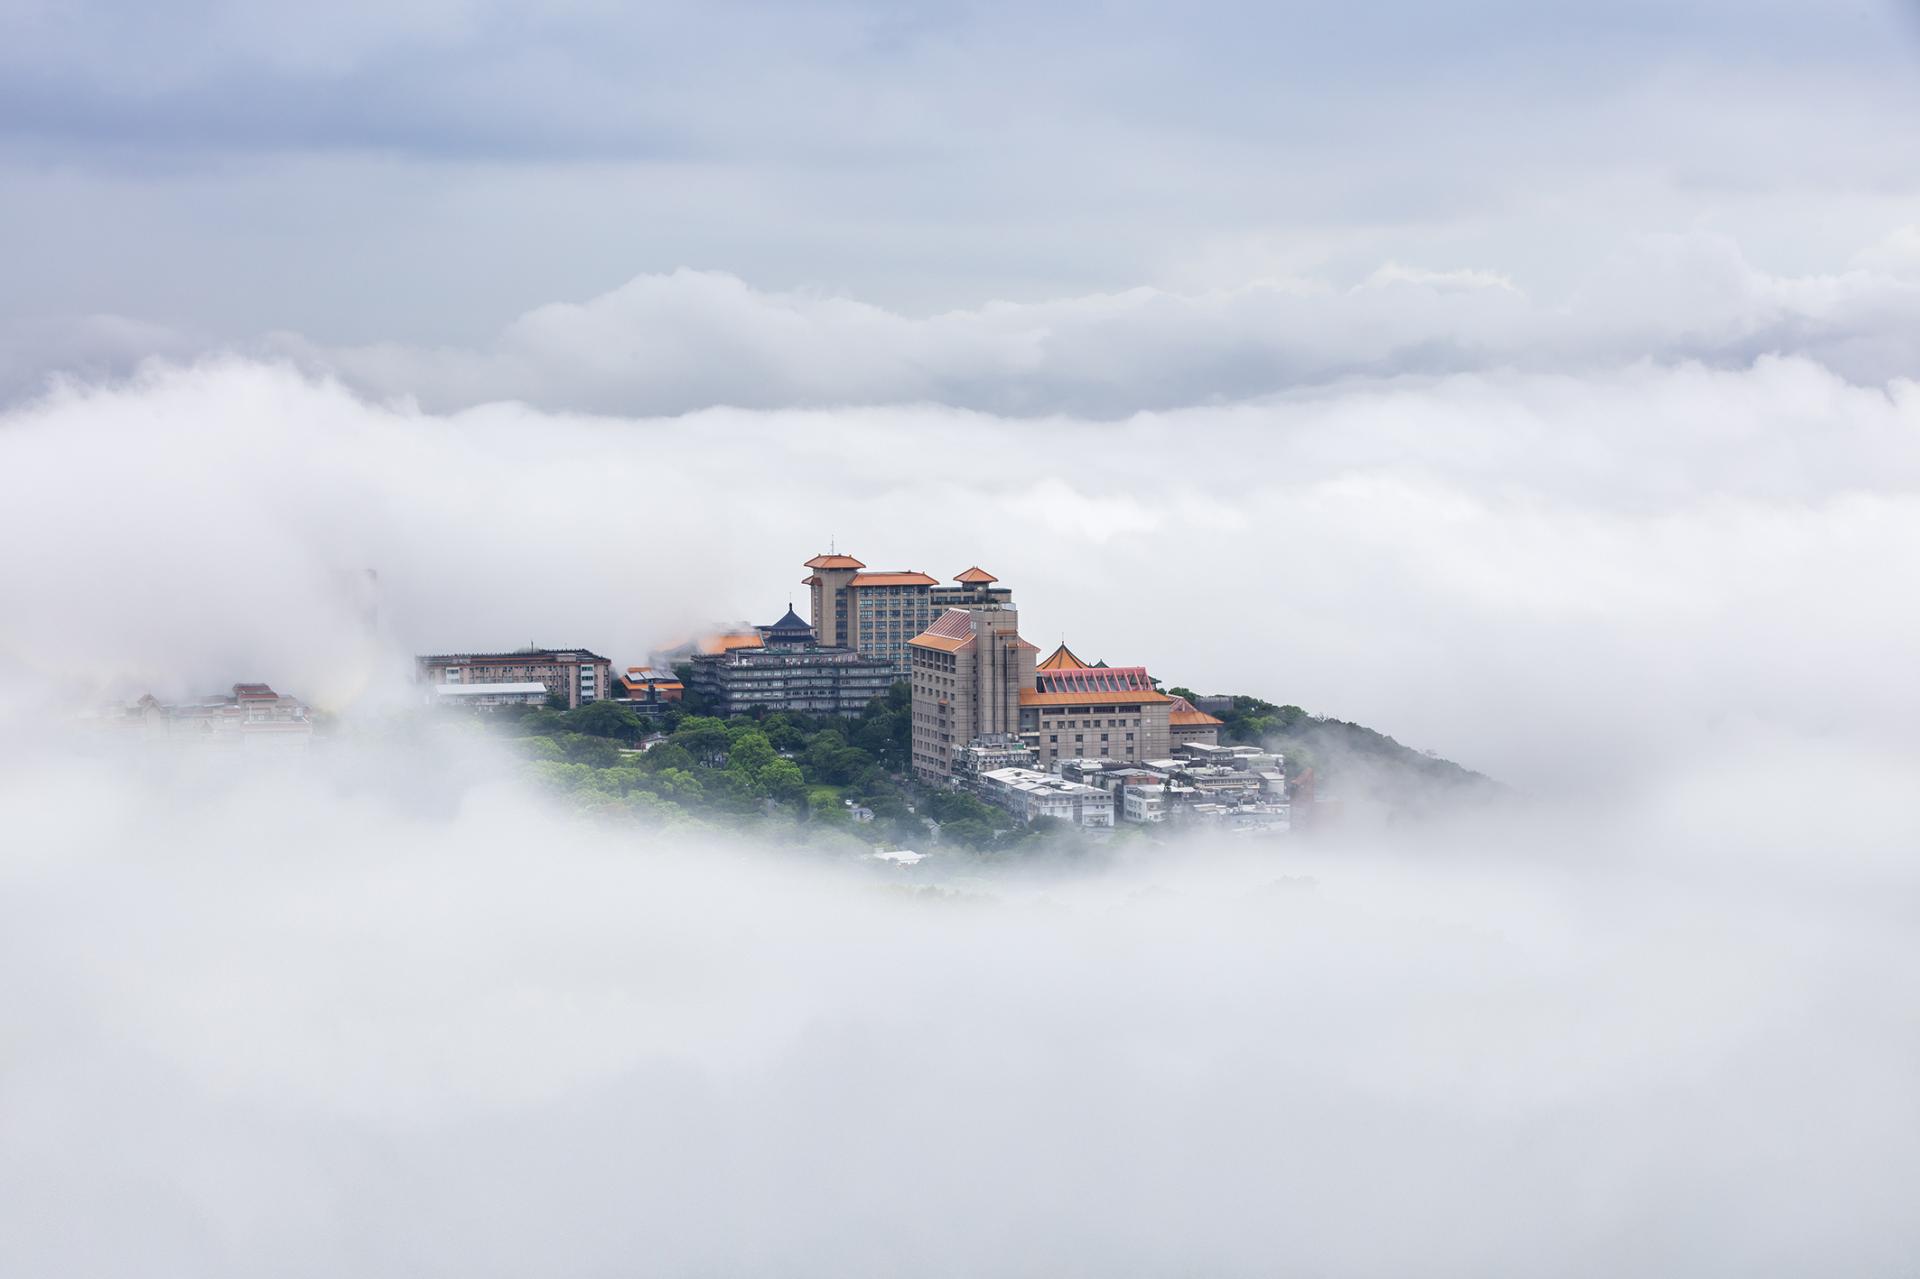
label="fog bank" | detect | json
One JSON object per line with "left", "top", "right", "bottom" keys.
{"left": 2, "top": 732, "right": 1916, "bottom": 1277}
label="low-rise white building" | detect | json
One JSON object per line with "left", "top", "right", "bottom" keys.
{"left": 977, "top": 767, "right": 1115, "bottom": 828}
{"left": 428, "top": 681, "right": 549, "bottom": 710}
{"left": 1122, "top": 783, "right": 1168, "bottom": 823}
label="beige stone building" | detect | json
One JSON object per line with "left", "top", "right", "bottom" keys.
{"left": 1168, "top": 694, "right": 1225, "bottom": 748}
{"left": 910, "top": 614, "right": 1179, "bottom": 781}
{"left": 1017, "top": 643, "right": 1173, "bottom": 769}
{"left": 804, "top": 552, "right": 1014, "bottom": 680}
{"left": 908, "top": 605, "right": 1038, "bottom": 781}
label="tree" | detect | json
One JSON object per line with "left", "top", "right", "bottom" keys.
{"left": 639, "top": 742, "right": 695, "bottom": 774}
{"left": 560, "top": 734, "right": 621, "bottom": 769}
{"left": 727, "top": 730, "right": 776, "bottom": 778}
{"left": 562, "top": 700, "right": 645, "bottom": 743}
{"left": 671, "top": 716, "right": 731, "bottom": 766}
{"left": 761, "top": 758, "right": 808, "bottom": 805}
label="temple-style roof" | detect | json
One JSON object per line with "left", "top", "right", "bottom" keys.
{"left": 1168, "top": 695, "right": 1225, "bottom": 727}
{"left": 1037, "top": 643, "right": 1090, "bottom": 671}
{"left": 803, "top": 553, "right": 866, "bottom": 570}
{"left": 764, "top": 605, "right": 812, "bottom": 634}
{"left": 1020, "top": 687, "right": 1173, "bottom": 708}
{"left": 954, "top": 566, "right": 998, "bottom": 584}
{"left": 1034, "top": 664, "right": 1162, "bottom": 697}
{"left": 850, "top": 571, "right": 938, "bottom": 587}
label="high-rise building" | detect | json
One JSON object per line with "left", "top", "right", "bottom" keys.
{"left": 908, "top": 605, "right": 1038, "bottom": 781}
{"left": 803, "top": 553, "right": 1014, "bottom": 680}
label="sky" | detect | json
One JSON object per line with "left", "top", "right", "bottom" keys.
{"left": 4, "top": 2, "right": 1920, "bottom": 1273}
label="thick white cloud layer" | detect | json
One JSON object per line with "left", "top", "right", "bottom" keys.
{"left": 6, "top": 4, "right": 1919, "bottom": 1271}
{"left": 2, "top": 352, "right": 1916, "bottom": 790}
{"left": 2, "top": 737, "right": 1917, "bottom": 1277}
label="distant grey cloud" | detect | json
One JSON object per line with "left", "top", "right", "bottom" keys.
{"left": 225, "top": 231, "right": 1920, "bottom": 417}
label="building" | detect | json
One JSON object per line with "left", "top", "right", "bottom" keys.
{"left": 908, "top": 605, "right": 1039, "bottom": 782}
{"left": 1017, "top": 643, "right": 1173, "bottom": 769}
{"left": 1122, "top": 783, "right": 1168, "bottom": 823}
{"left": 103, "top": 683, "right": 314, "bottom": 748}
{"left": 952, "top": 734, "right": 1038, "bottom": 788}
{"left": 976, "top": 767, "right": 1115, "bottom": 828}
{"left": 931, "top": 566, "right": 1014, "bottom": 611}
{"left": 1168, "top": 695, "right": 1225, "bottom": 748}
{"left": 615, "top": 666, "right": 685, "bottom": 711}
{"left": 428, "top": 682, "right": 548, "bottom": 710}
{"left": 687, "top": 605, "right": 895, "bottom": 717}
{"left": 416, "top": 647, "right": 611, "bottom": 709}
{"left": 803, "top": 552, "right": 1015, "bottom": 679}
{"left": 1172, "top": 800, "right": 1292, "bottom": 833}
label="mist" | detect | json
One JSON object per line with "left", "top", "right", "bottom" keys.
{"left": 3, "top": 722, "right": 1916, "bottom": 1277}
{"left": 6, "top": 1, "right": 1920, "bottom": 1270}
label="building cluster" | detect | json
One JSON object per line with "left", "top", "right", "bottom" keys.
{"left": 403, "top": 546, "right": 1288, "bottom": 835}
{"left": 97, "top": 683, "right": 315, "bottom": 748}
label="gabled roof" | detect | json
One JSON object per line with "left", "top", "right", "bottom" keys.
{"left": 1168, "top": 695, "right": 1225, "bottom": 726}
{"left": 850, "top": 571, "right": 938, "bottom": 587}
{"left": 803, "top": 553, "right": 866, "bottom": 570}
{"left": 954, "top": 566, "right": 998, "bottom": 584}
{"left": 1037, "top": 643, "right": 1089, "bottom": 671}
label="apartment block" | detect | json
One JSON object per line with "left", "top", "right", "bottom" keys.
{"left": 416, "top": 647, "right": 611, "bottom": 709}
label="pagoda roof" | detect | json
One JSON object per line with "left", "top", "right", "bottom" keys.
{"left": 1037, "top": 643, "right": 1090, "bottom": 671}
{"left": 954, "top": 566, "right": 998, "bottom": 584}
{"left": 803, "top": 553, "right": 866, "bottom": 570}
{"left": 765, "top": 605, "right": 813, "bottom": 633}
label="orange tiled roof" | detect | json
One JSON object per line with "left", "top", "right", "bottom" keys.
{"left": 910, "top": 608, "right": 976, "bottom": 651}
{"left": 920, "top": 609, "right": 975, "bottom": 639}
{"left": 1168, "top": 695, "right": 1224, "bottom": 726}
{"left": 954, "top": 566, "right": 998, "bottom": 584}
{"left": 850, "top": 571, "right": 938, "bottom": 587}
{"left": 1019, "top": 688, "right": 1173, "bottom": 707}
{"left": 697, "top": 631, "right": 764, "bottom": 655}
{"left": 1037, "top": 643, "right": 1089, "bottom": 671}
{"left": 803, "top": 553, "right": 866, "bottom": 570}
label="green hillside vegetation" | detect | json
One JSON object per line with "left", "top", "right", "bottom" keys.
{"left": 475, "top": 683, "right": 1494, "bottom": 850}
{"left": 1166, "top": 688, "right": 1500, "bottom": 806}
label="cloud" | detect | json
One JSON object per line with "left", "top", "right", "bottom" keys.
{"left": 3, "top": 353, "right": 1916, "bottom": 791}
{"left": 1, "top": 730, "right": 1917, "bottom": 1276}
{"left": 215, "top": 236, "right": 1920, "bottom": 419}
